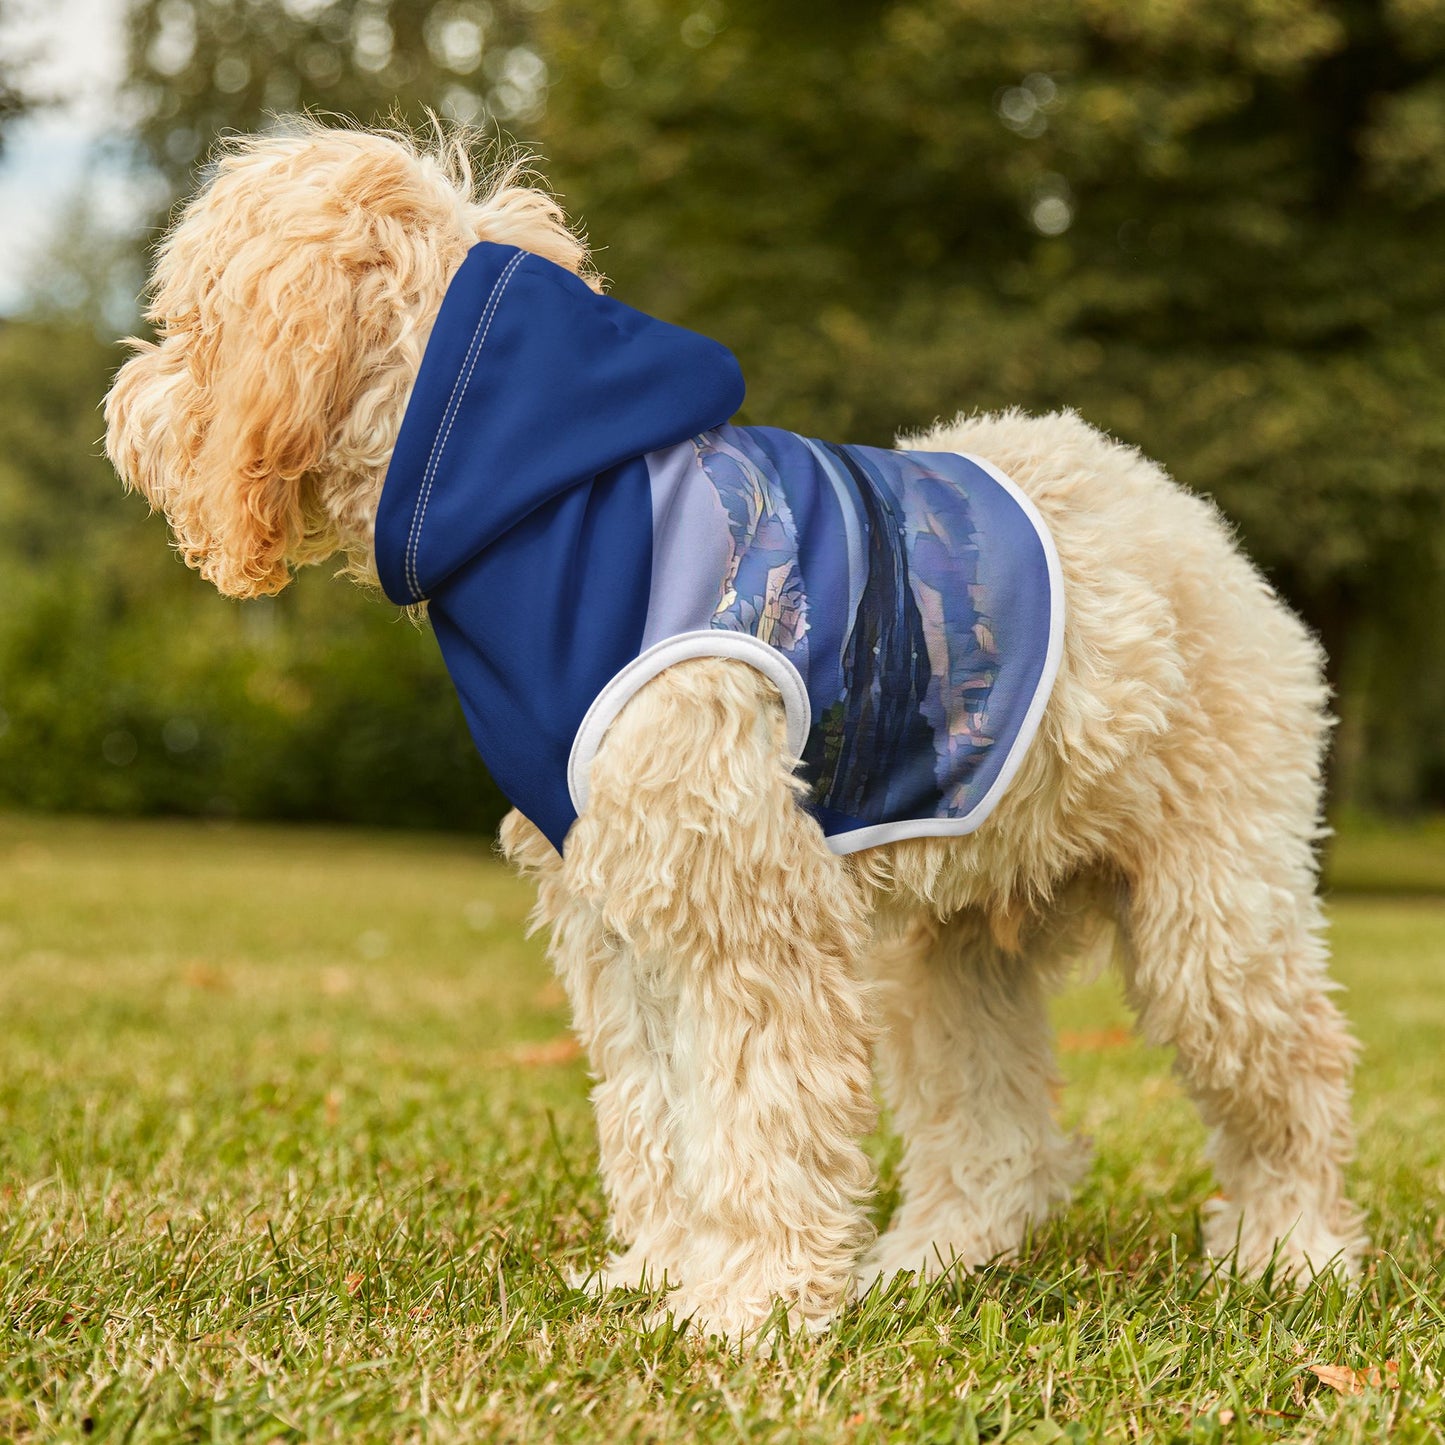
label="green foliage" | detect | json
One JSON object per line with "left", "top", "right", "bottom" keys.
{"left": 0, "top": 317, "right": 507, "bottom": 833}
{"left": 0, "top": 570, "right": 507, "bottom": 829}
{"left": 2, "top": 813, "right": 1444, "bottom": 1439}
{"left": 535, "top": 0, "right": 1445, "bottom": 807}
{"left": 0, "top": 0, "right": 36, "bottom": 155}
{"left": 125, "top": 0, "right": 545, "bottom": 193}
{"left": 5, "top": 0, "right": 1445, "bottom": 822}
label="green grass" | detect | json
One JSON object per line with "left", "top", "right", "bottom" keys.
{"left": 1325, "top": 813, "right": 1445, "bottom": 897}
{"left": 2, "top": 813, "right": 1443, "bottom": 1443}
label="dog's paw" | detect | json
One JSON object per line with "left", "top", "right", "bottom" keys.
{"left": 856, "top": 1231, "right": 997, "bottom": 1296}
{"left": 645, "top": 1287, "right": 836, "bottom": 1350}
{"left": 570, "top": 1245, "right": 674, "bottom": 1296}
{"left": 1202, "top": 1196, "right": 1367, "bottom": 1283}
{"left": 860, "top": 1133, "right": 1092, "bottom": 1295}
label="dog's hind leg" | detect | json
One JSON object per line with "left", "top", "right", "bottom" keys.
{"left": 563, "top": 658, "right": 878, "bottom": 1342}
{"left": 859, "top": 908, "right": 1089, "bottom": 1289}
{"left": 1119, "top": 832, "right": 1365, "bottom": 1279}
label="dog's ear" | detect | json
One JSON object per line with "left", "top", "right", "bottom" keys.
{"left": 182, "top": 243, "right": 356, "bottom": 598}
{"left": 105, "top": 333, "right": 195, "bottom": 535}
{"left": 105, "top": 128, "right": 596, "bottom": 598}
{"left": 106, "top": 133, "right": 436, "bottom": 599}
{"left": 105, "top": 241, "right": 359, "bottom": 600}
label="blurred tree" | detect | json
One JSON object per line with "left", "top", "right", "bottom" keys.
{"left": 10, "top": 0, "right": 564, "bottom": 833}
{"left": 0, "top": 316, "right": 509, "bottom": 829}
{"left": 14, "top": 0, "right": 1437, "bottom": 821}
{"left": 124, "top": 0, "right": 549, "bottom": 193}
{"left": 0, "top": 0, "right": 38, "bottom": 151}
{"left": 0, "top": 316, "right": 129, "bottom": 570}
{"left": 535, "top": 0, "right": 1445, "bottom": 809}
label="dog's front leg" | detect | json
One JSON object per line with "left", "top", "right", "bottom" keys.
{"left": 564, "top": 659, "right": 878, "bottom": 1343}
{"left": 501, "top": 809, "right": 685, "bottom": 1290}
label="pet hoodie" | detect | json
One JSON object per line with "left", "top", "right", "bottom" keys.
{"left": 374, "top": 242, "right": 1064, "bottom": 855}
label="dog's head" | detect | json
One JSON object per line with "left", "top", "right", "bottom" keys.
{"left": 105, "top": 122, "right": 590, "bottom": 598}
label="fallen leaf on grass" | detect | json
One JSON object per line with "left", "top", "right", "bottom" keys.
{"left": 344, "top": 1273, "right": 365, "bottom": 1296}
{"left": 320, "top": 967, "right": 353, "bottom": 997}
{"left": 498, "top": 1037, "right": 584, "bottom": 1068}
{"left": 1309, "top": 1362, "right": 1399, "bottom": 1395}
{"left": 1057, "top": 1027, "right": 1133, "bottom": 1052}
{"left": 181, "top": 961, "right": 229, "bottom": 992}
{"left": 534, "top": 980, "right": 567, "bottom": 1009}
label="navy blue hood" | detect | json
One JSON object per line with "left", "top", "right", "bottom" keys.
{"left": 375, "top": 242, "right": 745, "bottom": 606}
{"left": 373, "top": 243, "right": 745, "bottom": 849}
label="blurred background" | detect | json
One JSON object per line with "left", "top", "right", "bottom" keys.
{"left": 1, "top": 0, "right": 1443, "bottom": 836}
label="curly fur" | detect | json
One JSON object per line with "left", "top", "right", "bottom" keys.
{"left": 105, "top": 122, "right": 1365, "bottom": 1343}
{"left": 105, "top": 119, "right": 592, "bottom": 597}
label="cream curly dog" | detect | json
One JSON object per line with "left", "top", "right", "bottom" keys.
{"left": 105, "top": 124, "right": 1364, "bottom": 1341}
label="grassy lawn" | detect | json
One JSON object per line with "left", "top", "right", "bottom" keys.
{"left": 1325, "top": 813, "right": 1445, "bottom": 897}
{"left": 2, "top": 813, "right": 1443, "bottom": 1443}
